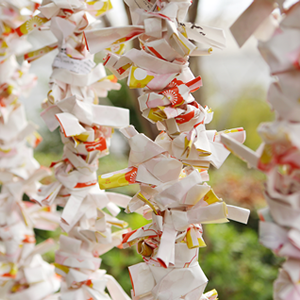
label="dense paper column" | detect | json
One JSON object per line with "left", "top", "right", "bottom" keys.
{"left": 0, "top": 1, "right": 60, "bottom": 299}
{"left": 85, "top": 1, "right": 251, "bottom": 299}
{"left": 225, "top": 1, "right": 300, "bottom": 299}
{"left": 16, "top": 1, "right": 131, "bottom": 299}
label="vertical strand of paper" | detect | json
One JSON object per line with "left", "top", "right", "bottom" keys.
{"left": 19, "top": 1, "right": 132, "bottom": 299}
{"left": 84, "top": 1, "right": 251, "bottom": 299}
{"left": 225, "top": 1, "right": 300, "bottom": 299}
{"left": 0, "top": 1, "right": 61, "bottom": 300}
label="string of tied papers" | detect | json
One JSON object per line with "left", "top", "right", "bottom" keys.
{"left": 12, "top": 0, "right": 132, "bottom": 299}
{"left": 224, "top": 1, "right": 300, "bottom": 299}
{"left": 85, "top": 0, "right": 251, "bottom": 299}
{"left": 0, "top": 1, "right": 61, "bottom": 299}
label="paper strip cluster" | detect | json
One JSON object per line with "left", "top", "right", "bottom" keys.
{"left": 84, "top": 0, "right": 251, "bottom": 299}
{"left": 0, "top": 1, "right": 61, "bottom": 299}
{"left": 16, "top": 1, "right": 132, "bottom": 299}
{"left": 225, "top": 1, "right": 300, "bottom": 299}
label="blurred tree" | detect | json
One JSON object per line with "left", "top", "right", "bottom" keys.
{"left": 188, "top": 0, "right": 204, "bottom": 104}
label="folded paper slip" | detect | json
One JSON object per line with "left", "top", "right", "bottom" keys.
{"left": 129, "top": 260, "right": 208, "bottom": 300}
{"left": 41, "top": 95, "right": 129, "bottom": 136}
{"left": 84, "top": 20, "right": 226, "bottom": 56}
{"left": 15, "top": 0, "right": 114, "bottom": 37}
{"left": 230, "top": 0, "right": 278, "bottom": 47}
